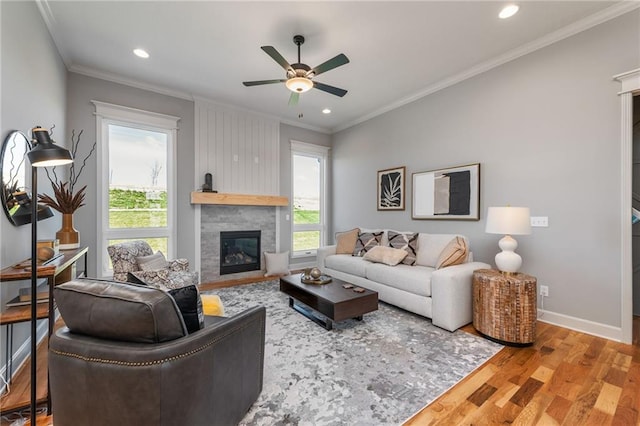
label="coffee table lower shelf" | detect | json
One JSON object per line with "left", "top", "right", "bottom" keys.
{"left": 288, "top": 297, "right": 364, "bottom": 330}
{"left": 280, "top": 275, "right": 378, "bottom": 331}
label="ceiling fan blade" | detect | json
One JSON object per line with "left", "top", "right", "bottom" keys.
{"left": 243, "top": 79, "right": 286, "bottom": 87}
{"left": 288, "top": 92, "right": 299, "bottom": 106}
{"left": 261, "top": 46, "right": 293, "bottom": 72}
{"left": 313, "top": 81, "right": 348, "bottom": 97}
{"left": 309, "top": 53, "right": 349, "bottom": 77}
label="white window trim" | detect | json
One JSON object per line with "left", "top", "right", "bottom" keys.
{"left": 290, "top": 140, "right": 330, "bottom": 258}
{"left": 93, "top": 101, "right": 180, "bottom": 277}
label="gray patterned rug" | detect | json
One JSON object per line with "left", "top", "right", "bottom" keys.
{"left": 207, "top": 280, "right": 502, "bottom": 426}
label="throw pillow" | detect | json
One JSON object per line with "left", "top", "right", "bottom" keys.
{"left": 201, "top": 294, "right": 225, "bottom": 316}
{"left": 362, "top": 246, "right": 408, "bottom": 266}
{"left": 352, "top": 231, "right": 383, "bottom": 257}
{"left": 387, "top": 231, "right": 419, "bottom": 265}
{"left": 166, "top": 285, "right": 203, "bottom": 333}
{"left": 335, "top": 228, "right": 360, "bottom": 254}
{"left": 136, "top": 251, "right": 168, "bottom": 271}
{"left": 436, "top": 236, "right": 469, "bottom": 269}
{"left": 264, "top": 251, "right": 290, "bottom": 276}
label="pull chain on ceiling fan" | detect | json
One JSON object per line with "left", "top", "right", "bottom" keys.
{"left": 243, "top": 35, "right": 350, "bottom": 106}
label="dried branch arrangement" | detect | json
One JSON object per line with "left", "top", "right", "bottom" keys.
{"left": 38, "top": 129, "right": 96, "bottom": 214}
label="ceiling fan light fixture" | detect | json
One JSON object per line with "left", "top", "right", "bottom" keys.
{"left": 286, "top": 77, "right": 313, "bottom": 93}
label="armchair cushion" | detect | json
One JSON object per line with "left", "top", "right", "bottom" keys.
{"left": 127, "top": 271, "right": 204, "bottom": 332}
{"left": 107, "top": 240, "right": 154, "bottom": 282}
{"left": 54, "top": 279, "right": 187, "bottom": 343}
{"left": 129, "top": 269, "right": 199, "bottom": 289}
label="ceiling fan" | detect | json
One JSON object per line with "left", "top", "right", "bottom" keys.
{"left": 243, "top": 35, "right": 350, "bottom": 106}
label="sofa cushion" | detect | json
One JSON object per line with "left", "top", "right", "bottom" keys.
{"left": 416, "top": 233, "right": 467, "bottom": 267}
{"left": 387, "top": 231, "right": 419, "bottom": 265}
{"left": 363, "top": 246, "right": 408, "bottom": 266}
{"left": 353, "top": 231, "right": 383, "bottom": 257}
{"left": 335, "top": 228, "right": 360, "bottom": 254}
{"left": 54, "top": 279, "right": 187, "bottom": 343}
{"left": 325, "top": 254, "right": 369, "bottom": 277}
{"left": 436, "top": 236, "right": 469, "bottom": 269}
{"left": 365, "top": 263, "right": 434, "bottom": 297}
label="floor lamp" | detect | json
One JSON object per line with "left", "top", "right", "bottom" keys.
{"left": 26, "top": 127, "right": 72, "bottom": 421}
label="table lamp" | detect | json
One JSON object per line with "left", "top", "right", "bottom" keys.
{"left": 26, "top": 127, "right": 73, "bottom": 419}
{"left": 485, "top": 206, "right": 531, "bottom": 274}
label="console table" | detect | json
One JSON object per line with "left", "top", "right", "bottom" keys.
{"left": 472, "top": 268, "right": 537, "bottom": 346}
{"left": 0, "top": 247, "right": 88, "bottom": 414}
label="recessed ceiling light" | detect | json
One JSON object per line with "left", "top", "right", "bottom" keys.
{"left": 499, "top": 4, "right": 519, "bottom": 19}
{"left": 133, "top": 48, "right": 150, "bottom": 59}
{"left": 322, "top": 108, "right": 331, "bottom": 114}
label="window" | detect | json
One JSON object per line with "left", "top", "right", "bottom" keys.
{"left": 291, "top": 141, "right": 329, "bottom": 257}
{"left": 94, "top": 101, "right": 179, "bottom": 277}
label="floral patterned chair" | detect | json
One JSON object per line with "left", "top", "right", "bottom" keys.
{"left": 107, "top": 240, "right": 198, "bottom": 289}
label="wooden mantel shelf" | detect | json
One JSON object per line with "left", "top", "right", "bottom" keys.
{"left": 191, "top": 191, "right": 289, "bottom": 207}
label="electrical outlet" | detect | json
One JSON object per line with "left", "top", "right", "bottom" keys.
{"left": 531, "top": 216, "right": 549, "bottom": 227}
{"left": 540, "top": 285, "right": 549, "bottom": 297}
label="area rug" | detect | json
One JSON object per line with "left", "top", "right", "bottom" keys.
{"left": 207, "top": 280, "right": 502, "bottom": 425}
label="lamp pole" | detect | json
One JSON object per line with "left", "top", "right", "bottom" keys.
{"left": 30, "top": 165, "right": 38, "bottom": 421}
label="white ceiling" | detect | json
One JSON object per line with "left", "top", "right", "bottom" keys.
{"left": 39, "top": 1, "right": 631, "bottom": 133}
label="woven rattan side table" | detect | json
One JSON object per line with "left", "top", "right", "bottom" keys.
{"left": 472, "top": 269, "right": 537, "bottom": 346}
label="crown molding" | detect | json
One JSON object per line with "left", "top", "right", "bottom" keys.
{"left": 69, "top": 64, "right": 194, "bottom": 101}
{"left": 333, "top": 1, "right": 640, "bottom": 133}
{"left": 36, "top": 0, "right": 72, "bottom": 68}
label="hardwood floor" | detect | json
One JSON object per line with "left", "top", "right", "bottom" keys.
{"left": 406, "top": 318, "right": 640, "bottom": 425}
{"left": 3, "top": 281, "right": 638, "bottom": 426}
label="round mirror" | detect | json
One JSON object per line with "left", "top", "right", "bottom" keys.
{"left": 1, "top": 131, "right": 31, "bottom": 226}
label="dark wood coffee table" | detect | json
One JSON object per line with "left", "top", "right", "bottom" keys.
{"left": 279, "top": 274, "right": 378, "bottom": 330}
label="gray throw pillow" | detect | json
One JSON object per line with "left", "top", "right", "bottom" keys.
{"left": 352, "top": 231, "right": 383, "bottom": 257}
{"left": 387, "top": 231, "right": 419, "bottom": 265}
{"left": 136, "top": 251, "right": 168, "bottom": 271}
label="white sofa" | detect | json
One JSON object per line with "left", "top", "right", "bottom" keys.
{"left": 317, "top": 231, "right": 490, "bottom": 332}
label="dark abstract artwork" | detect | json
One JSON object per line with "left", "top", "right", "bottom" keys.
{"left": 377, "top": 166, "right": 405, "bottom": 210}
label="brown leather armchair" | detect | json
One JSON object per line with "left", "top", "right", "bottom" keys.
{"left": 48, "top": 280, "right": 265, "bottom": 426}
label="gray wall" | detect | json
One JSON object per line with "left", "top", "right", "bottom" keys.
{"left": 279, "top": 124, "right": 332, "bottom": 267}
{"left": 332, "top": 11, "right": 640, "bottom": 329}
{"left": 0, "top": 0, "right": 68, "bottom": 380}
{"left": 66, "top": 73, "right": 196, "bottom": 276}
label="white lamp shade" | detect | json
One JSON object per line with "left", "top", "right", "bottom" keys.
{"left": 485, "top": 206, "right": 531, "bottom": 235}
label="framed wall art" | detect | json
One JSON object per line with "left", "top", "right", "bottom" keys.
{"left": 412, "top": 163, "right": 480, "bottom": 220}
{"left": 377, "top": 166, "right": 405, "bottom": 210}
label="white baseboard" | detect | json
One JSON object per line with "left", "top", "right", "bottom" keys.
{"left": 538, "top": 309, "right": 624, "bottom": 342}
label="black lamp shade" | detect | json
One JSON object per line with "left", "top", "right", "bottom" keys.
{"left": 28, "top": 127, "right": 73, "bottom": 167}
{"left": 9, "top": 191, "right": 53, "bottom": 225}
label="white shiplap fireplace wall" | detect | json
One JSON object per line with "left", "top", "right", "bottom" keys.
{"left": 193, "top": 98, "right": 281, "bottom": 279}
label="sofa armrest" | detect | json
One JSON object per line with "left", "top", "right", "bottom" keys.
{"left": 168, "top": 258, "right": 189, "bottom": 271}
{"left": 317, "top": 245, "right": 337, "bottom": 271}
{"left": 430, "top": 261, "right": 490, "bottom": 332}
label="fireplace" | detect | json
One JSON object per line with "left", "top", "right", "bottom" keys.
{"left": 220, "top": 230, "right": 261, "bottom": 275}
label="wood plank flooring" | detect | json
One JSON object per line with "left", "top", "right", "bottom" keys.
{"left": 406, "top": 319, "right": 640, "bottom": 425}
{"left": 3, "top": 279, "right": 639, "bottom": 426}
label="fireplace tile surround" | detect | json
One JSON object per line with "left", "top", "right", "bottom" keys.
{"left": 201, "top": 205, "right": 276, "bottom": 283}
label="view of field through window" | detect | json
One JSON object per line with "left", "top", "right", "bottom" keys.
{"left": 293, "top": 154, "right": 322, "bottom": 252}
{"left": 107, "top": 124, "right": 169, "bottom": 254}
